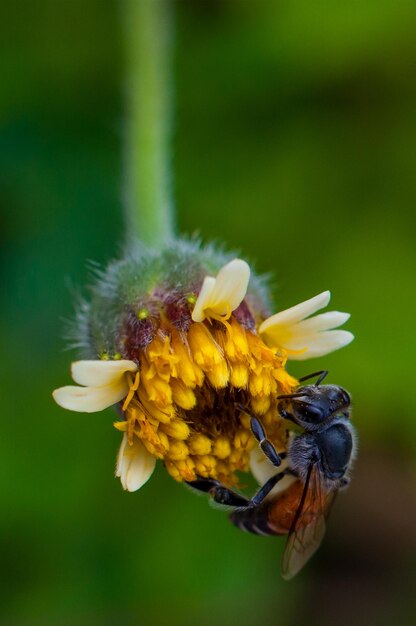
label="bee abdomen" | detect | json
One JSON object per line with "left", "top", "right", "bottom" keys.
{"left": 229, "top": 504, "right": 282, "bottom": 536}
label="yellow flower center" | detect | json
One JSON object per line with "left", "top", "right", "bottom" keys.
{"left": 115, "top": 316, "right": 298, "bottom": 486}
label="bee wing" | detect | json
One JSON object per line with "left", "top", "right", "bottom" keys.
{"left": 281, "top": 463, "right": 336, "bottom": 580}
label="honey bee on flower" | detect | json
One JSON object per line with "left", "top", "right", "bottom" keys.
{"left": 53, "top": 240, "right": 353, "bottom": 495}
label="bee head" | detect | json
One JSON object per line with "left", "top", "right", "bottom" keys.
{"left": 278, "top": 384, "right": 350, "bottom": 428}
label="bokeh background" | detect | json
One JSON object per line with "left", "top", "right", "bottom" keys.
{"left": 1, "top": 1, "right": 415, "bottom": 624}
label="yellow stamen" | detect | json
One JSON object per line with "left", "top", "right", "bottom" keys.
{"left": 234, "top": 429, "right": 252, "bottom": 450}
{"left": 205, "top": 358, "right": 229, "bottom": 389}
{"left": 230, "top": 362, "right": 249, "bottom": 388}
{"left": 213, "top": 436, "right": 231, "bottom": 459}
{"left": 188, "top": 434, "right": 212, "bottom": 455}
{"left": 250, "top": 395, "right": 271, "bottom": 415}
{"left": 171, "top": 329, "right": 204, "bottom": 388}
{"left": 160, "top": 419, "right": 190, "bottom": 440}
{"left": 193, "top": 454, "right": 217, "bottom": 477}
{"left": 165, "top": 458, "right": 196, "bottom": 482}
{"left": 171, "top": 379, "right": 197, "bottom": 410}
{"left": 188, "top": 323, "right": 224, "bottom": 369}
{"left": 122, "top": 371, "right": 140, "bottom": 411}
{"left": 167, "top": 440, "right": 189, "bottom": 461}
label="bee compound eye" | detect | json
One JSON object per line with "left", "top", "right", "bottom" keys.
{"left": 341, "top": 389, "right": 351, "bottom": 406}
{"left": 295, "top": 402, "right": 324, "bottom": 424}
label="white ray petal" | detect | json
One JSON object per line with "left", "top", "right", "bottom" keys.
{"left": 116, "top": 434, "right": 156, "bottom": 492}
{"left": 287, "top": 330, "right": 355, "bottom": 360}
{"left": 249, "top": 446, "right": 279, "bottom": 485}
{"left": 259, "top": 291, "right": 331, "bottom": 333}
{"left": 71, "top": 360, "right": 137, "bottom": 387}
{"left": 191, "top": 259, "right": 250, "bottom": 322}
{"left": 52, "top": 378, "right": 128, "bottom": 413}
{"left": 210, "top": 259, "right": 250, "bottom": 312}
{"left": 191, "top": 276, "right": 216, "bottom": 322}
{"left": 287, "top": 311, "right": 350, "bottom": 336}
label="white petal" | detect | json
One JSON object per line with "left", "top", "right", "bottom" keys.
{"left": 191, "top": 259, "right": 250, "bottom": 322}
{"left": 250, "top": 446, "right": 278, "bottom": 485}
{"left": 210, "top": 259, "right": 250, "bottom": 312}
{"left": 52, "top": 378, "right": 128, "bottom": 412}
{"left": 287, "top": 330, "right": 355, "bottom": 360}
{"left": 191, "top": 276, "right": 216, "bottom": 322}
{"left": 259, "top": 291, "right": 331, "bottom": 334}
{"left": 116, "top": 433, "right": 128, "bottom": 475}
{"left": 293, "top": 311, "right": 350, "bottom": 334}
{"left": 269, "top": 312, "right": 352, "bottom": 347}
{"left": 116, "top": 434, "right": 156, "bottom": 492}
{"left": 249, "top": 448, "right": 296, "bottom": 497}
{"left": 71, "top": 359, "right": 137, "bottom": 387}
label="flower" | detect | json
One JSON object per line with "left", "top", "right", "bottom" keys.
{"left": 259, "top": 291, "right": 353, "bottom": 360}
{"left": 53, "top": 240, "right": 353, "bottom": 492}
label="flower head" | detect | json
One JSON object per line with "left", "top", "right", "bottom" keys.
{"left": 53, "top": 240, "right": 353, "bottom": 492}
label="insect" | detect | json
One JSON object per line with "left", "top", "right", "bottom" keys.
{"left": 187, "top": 370, "right": 356, "bottom": 579}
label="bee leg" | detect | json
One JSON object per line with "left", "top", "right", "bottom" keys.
{"left": 236, "top": 404, "right": 283, "bottom": 466}
{"left": 210, "top": 487, "right": 250, "bottom": 507}
{"left": 248, "top": 469, "right": 294, "bottom": 507}
{"left": 250, "top": 416, "right": 282, "bottom": 467}
{"left": 208, "top": 469, "right": 296, "bottom": 510}
{"left": 186, "top": 477, "right": 249, "bottom": 507}
{"left": 186, "top": 477, "right": 222, "bottom": 493}
{"left": 237, "top": 405, "right": 284, "bottom": 466}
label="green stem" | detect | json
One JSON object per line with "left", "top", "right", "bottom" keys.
{"left": 123, "top": 0, "right": 175, "bottom": 247}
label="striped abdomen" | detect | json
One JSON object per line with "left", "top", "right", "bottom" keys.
{"left": 230, "top": 480, "right": 305, "bottom": 536}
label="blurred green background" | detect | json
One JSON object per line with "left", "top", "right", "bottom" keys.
{"left": 1, "top": 1, "right": 415, "bottom": 624}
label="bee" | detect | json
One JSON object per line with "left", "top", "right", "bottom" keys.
{"left": 187, "top": 371, "right": 356, "bottom": 579}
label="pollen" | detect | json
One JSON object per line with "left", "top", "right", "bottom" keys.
{"left": 115, "top": 293, "right": 297, "bottom": 487}
{"left": 186, "top": 293, "right": 197, "bottom": 305}
{"left": 137, "top": 308, "right": 149, "bottom": 320}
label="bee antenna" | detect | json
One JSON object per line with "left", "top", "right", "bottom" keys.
{"left": 277, "top": 392, "right": 305, "bottom": 400}
{"left": 298, "top": 370, "right": 328, "bottom": 386}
